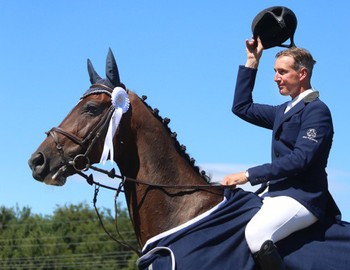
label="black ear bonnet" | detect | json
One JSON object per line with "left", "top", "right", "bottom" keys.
{"left": 252, "top": 6, "right": 297, "bottom": 49}
{"left": 82, "top": 48, "right": 125, "bottom": 98}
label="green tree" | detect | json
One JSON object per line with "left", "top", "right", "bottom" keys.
{"left": 0, "top": 203, "right": 138, "bottom": 269}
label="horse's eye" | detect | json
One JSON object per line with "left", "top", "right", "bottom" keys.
{"left": 83, "top": 102, "right": 101, "bottom": 116}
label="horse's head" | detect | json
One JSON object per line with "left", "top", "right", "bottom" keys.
{"left": 29, "top": 49, "right": 224, "bottom": 244}
{"left": 28, "top": 49, "right": 131, "bottom": 186}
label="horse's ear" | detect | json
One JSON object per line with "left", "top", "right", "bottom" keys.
{"left": 105, "top": 48, "right": 121, "bottom": 86}
{"left": 87, "top": 59, "right": 101, "bottom": 84}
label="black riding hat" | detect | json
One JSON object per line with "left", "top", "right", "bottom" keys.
{"left": 251, "top": 6, "right": 297, "bottom": 49}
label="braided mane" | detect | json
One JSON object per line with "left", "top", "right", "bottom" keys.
{"left": 139, "top": 94, "right": 211, "bottom": 183}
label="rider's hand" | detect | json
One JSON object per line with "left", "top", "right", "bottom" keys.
{"left": 221, "top": 171, "right": 248, "bottom": 187}
{"left": 245, "top": 36, "right": 264, "bottom": 69}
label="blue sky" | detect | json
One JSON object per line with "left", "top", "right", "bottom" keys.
{"left": 1, "top": 1, "right": 349, "bottom": 221}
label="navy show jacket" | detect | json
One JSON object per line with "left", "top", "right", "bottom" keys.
{"left": 233, "top": 65, "right": 340, "bottom": 221}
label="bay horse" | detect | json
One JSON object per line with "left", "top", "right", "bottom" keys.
{"left": 29, "top": 50, "right": 350, "bottom": 270}
{"left": 28, "top": 49, "right": 224, "bottom": 247}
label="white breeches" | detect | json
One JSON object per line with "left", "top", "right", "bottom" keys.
{"left": 245, "top": 196, "right": 318, "bottom": 253}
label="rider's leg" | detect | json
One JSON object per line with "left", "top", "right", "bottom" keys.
{"left": 245, "top": 196, "right": 318, "bottom": 269}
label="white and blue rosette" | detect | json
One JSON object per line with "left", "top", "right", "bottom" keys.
{"left": 100, "top": 87, "right": 130, "bottom": 164}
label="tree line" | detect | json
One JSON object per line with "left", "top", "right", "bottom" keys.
{"left": 0, "top": 203, "right": 139, "bottom": 269}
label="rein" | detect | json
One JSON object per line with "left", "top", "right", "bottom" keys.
{"left": 78, "top": 164, "right": 226, "bottom": 258}
{"left": 47, "top": 82, "right": 226, "bottom": 191}
{"left": 46, "top": 83, "right": 228, "bottom": 257}
{"left": 79, "top": 164, "right": 226, "bottom": 190}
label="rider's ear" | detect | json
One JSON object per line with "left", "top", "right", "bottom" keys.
{"left": 299, "top": 67, "right": 308, "bottom": 81}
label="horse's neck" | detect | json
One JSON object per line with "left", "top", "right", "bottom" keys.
{"left": 120, "top": 94, "right": 223, "bottom": 246}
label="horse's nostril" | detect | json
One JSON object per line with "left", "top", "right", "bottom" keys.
{"left": 32, "top": 152, "right": 45, "bottom": 167}
{"left": 29, "top": 152, "right": 48, "bottom": 181}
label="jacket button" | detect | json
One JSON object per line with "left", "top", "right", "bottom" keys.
{"left": 275, "top": 152, "right": 280, "bottom": 157}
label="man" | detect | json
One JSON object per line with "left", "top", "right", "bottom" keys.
{"left": 222, "top": 37, "right": 340, "bottom": 270}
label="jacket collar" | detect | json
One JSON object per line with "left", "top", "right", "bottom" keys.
{"left": 275, "top": 91, "right": 320, "bottom": 133}
{"left": 303, "top": 91, "right": 319, "bottom": 104}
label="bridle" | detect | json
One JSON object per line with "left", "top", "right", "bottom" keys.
{"left": 45, "top": 83, "right": 227, "bottom": 256}
{"left": 47, "top": 106, "right": 115, "bottom": 172}
{"left": 46, "top": 84, "right": 116, "bottom": 173}
{"left": 46, "top": 83, "right": 226, "bottom": 190}
{"left": 45, "top": 84, "right": 145, "bottom": 254}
